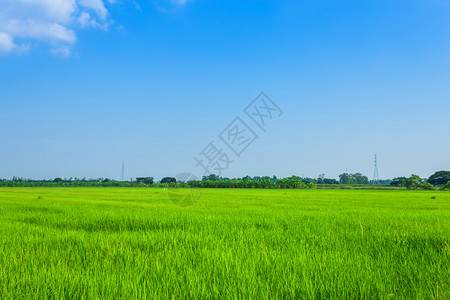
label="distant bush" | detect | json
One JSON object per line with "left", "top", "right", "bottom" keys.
{"left": 421, "top": 182, "right": 434, "bottom": 190}
{"left": 440, "top": 181, "right": 450, "bottom": 190}
{"left": 307, "top": 182, "right": 317, "bottom": 189}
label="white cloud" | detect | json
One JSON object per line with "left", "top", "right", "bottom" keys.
{"left": 2, "top": 0, "right": 77, "bottom": 24}
{"left": 4, "top": 19, "right": 76, "bottom": 43}
{"left": 78, "top": 0, "right": 108, "bottom": 20}
{"left": 50, "top": 46, "right": 71, "bottom": 57}
{"left": 0, "top": 31, "right": 15, "bottom": 51}
{"left": 0, "top": 31, "right": 30, "bottom": 53}
{"left": 78, "top": 12, "right": 103, "bottom": 29}
{"left": 0, "top": 0, "right": 114, "bottom": 55}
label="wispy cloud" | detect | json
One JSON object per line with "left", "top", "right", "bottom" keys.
{"left": 0, "top": 32, "right": 15, "bottom": 52}
{"left": 153, "top": 0, "right": 192, "bottom": 14}
{"left": 50, "top": 46, "right": 72, "bottom": 58}
{"left": 0, "top": 0, "right": 116, "bottom": 56}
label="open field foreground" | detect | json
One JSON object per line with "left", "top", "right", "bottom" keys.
{"left": 0, "top": 188, "right": 449, "bottom": 299}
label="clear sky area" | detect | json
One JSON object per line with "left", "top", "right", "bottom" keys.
{"left": 1, "top": 0, "right": 449, "bottom": 180}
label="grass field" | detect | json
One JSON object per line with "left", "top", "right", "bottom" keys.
{"left": 0, "top": 188, "right": 449, "bottom": 299}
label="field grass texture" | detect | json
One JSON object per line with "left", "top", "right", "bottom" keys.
{"left": 0, "top": 188, "right": 448, "bottom": 299}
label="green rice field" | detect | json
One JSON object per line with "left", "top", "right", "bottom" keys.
{"left": 0, "top": 188, "right": 449, "bottom": 299}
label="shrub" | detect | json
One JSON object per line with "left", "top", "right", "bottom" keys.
{"left": 440, "top": 181, "right": 450, "bottom": 190}
{"left": 421, "top": 182, "right": 434, "bottom": 190}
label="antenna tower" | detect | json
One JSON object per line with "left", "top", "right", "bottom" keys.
{"left": 373, "top": 154, "right": 379, "bottom": 184}
{"left": 121, "top": 161, "right": 125, "bottom": 181}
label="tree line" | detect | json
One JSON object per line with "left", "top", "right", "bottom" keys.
{"left": 0, "top": 175, "right": 315, "bottom": 189}
{"left": 389, "top": 171, "right": 450, "bottom": 190}
{"left": 1, "top": 171, "right": 449, "bottom": 190}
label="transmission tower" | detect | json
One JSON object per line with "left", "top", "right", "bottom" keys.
{"left": 121, "top": 161, "right": 125, "bottom": 181}
{"left": 373, "top": 154, "right": 379, "bottom": 184}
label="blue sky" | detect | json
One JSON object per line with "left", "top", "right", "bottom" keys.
{"left": 1, "top": 0, "right": 449, "bottom": 181}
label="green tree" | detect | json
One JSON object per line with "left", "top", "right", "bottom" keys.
{"left": 136, "top": 177, "right": 154, "bottom": 185}
{"left": 323, "top": 178, "right": 338, "bottom": 184}
{"left": 427, "top": 171, "right": 450, "bottom": 186}
{"left": 161, "top": 177, "right": 176, "bottom": 184}
{"left": 202, "top": 174, "right": 220, "bottom": 181}
{"left": 390, "top": 177, "right": 407, "bottom": 187}
{"left": 288, "top": 176, "right": 303, "bottom": 189}
{"left": 405, "top": 174, "right": 432, "bottom": 190}
{"left": 352, "top": 173, "right": 369, "bottom": 184}
{"left": 339, "top": 173, "right": 353, "bottom": 184}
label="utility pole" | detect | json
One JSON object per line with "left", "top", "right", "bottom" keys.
{"left": 121, "top": 161, "right": 125, "bottom": 181}
{"left": 373, "top": 154, "right": 379, "bottom": 184}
